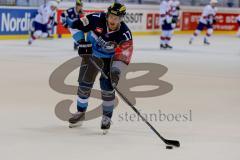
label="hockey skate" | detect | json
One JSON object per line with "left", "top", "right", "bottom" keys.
{"left": 101, "top": 116, "right": 112, "bottom": 135}
{"left": 28, "top": 32, "right": 34, "bottom": 45}
{"left": 74, "top": 43, "right": 79, "bottom": 51}
{"left": 203, "top": 38, "right": 210, "bottom": 45}
{"left": 189, "top": 39, "right": 193, "bottom": 45}
{"left": 189, "top": 36, "right": 195, "bottom": 45}
{"left": 28, "top": 38, "right": 33, "bottom": 45}
{"left": 165, "top": 44, "right": 173, "bottom": 49}
{"left": 68, "top": 112, "right": 85, "bottom": 128}
{"left": 160, "top": 44, "right": 167, "bottom": 49}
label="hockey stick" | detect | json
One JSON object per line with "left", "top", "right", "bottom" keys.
{"left": 89, "top": 58, "right": 180, "bottom": 148}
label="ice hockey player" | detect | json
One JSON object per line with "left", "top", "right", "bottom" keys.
{"left": 169, "top": 0, "right": 180, "bottom": 31}
{"left": 236, "top": 15, "right": 240, "bottom": 37}
{"left": 47, "top": 1, "right": 61, "bottom": 38}
{"left": 64, "top": 3, "right": 133, "bottom": 134}
{"left": 28, "top": 1, "right": 58, "bottom": 45}
{"left": 61, "top": 0, "right": 85, "bottom": 50}
{"left": 189, "top": 0, "right": 218, "bottom": 45}
{"left": 159, "top": 0, "right": 174, "bottom": 49}
{"left": 47, "top": 12, "right": 58, "bottom": 38}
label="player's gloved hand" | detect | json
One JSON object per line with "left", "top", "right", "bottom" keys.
{"left": 78, "top": 40, "right": 92, "bottom": 57}
{"left": 164, "top": 17, "right": 172, "bottom": 24}
{"left": 61, "top": 13, "right": 68, "bottom": 27}
{"left": 110, "top": 67, "right": 121, "bottom": 88}
{"left": 61, "top": 13, "right": 74, "bottom": 28}
{"left": 53, "top": 22, "right": 58, "bottom": 26}
{"left": 176, "top": 6, "right": 180, "bottom": 10}
{"left": 172, "top": 18, "right": 177, "bottom": 24}
{"left": 66, "top": 17, "right": 74, "bottom": 27}
{"left": 213, "top": 19, "right": 217, "bottom": 24}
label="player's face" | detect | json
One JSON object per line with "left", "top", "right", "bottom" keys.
{"left": 76, "top": 4, "right": 83, "bottom": 13}
{"left": 107, "top": 14, "right": 122, "bottom": 31}
{"left": 50, "top": 6, "right": 57, "bottom": 11}
{"left": 211, "top": 2, "right": 217, "bottom": 7}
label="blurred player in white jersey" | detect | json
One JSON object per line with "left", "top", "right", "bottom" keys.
{"left": 236, "top": 15, "right": 240, "bottom": 37}
{"left": 189, "top": 0, "right": 218, "bottom": 45}
{"left": 28, "top": 1, "right": 58, "bottom": 45}
{"left": 47, "top": 0, "right": 62, "bottom": 38}
{"left": 169, "top": 0, "right": 180, "bottom": 31}
{"left": 159, "top": 0, "right": 174, "bottom": 49}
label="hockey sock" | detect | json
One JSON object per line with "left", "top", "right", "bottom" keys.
{"left": 102, "top": 101, "right": 114, "bottom": 119}
{"left": 191, "top": 30, "right": 200, "bottom": 40}
{"left": 205, "top": 28, "right": 213, "bottom": 40}
{"left": 77, "top": 96, "right": 88, "bottom": 112}
{"left": 166, "top": 37, "right": 171, "bottom": 45}
{"left": 160, "top": 36, "right": 166, "bottom": 45}
{"left": 204, "top": 32, "right": 212, "bottom": 42}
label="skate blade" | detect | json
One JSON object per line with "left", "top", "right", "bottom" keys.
{"left": 102, "top": 129, "right": 109, "bottom": 135}
{"left": 69, "top": 121, "right": 83, "bottom": 128}
{"left": 204, "top": 42, "right": 210, "bottom": 45}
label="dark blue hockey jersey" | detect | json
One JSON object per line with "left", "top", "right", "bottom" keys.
{"left": 63, "top": 7, "right": 85, "bottom": 42}
{"left": 70, "top": 12, "right": 133, "bottom": 60}
{"left": 65, "top": 7, "right": 83, "bottom": 20}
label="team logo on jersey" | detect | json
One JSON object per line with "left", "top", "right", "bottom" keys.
{"left": 96, "top": 36, "right": 116, "bottom": 53}
{"left": 80, "top": 16, "right": 89, "bottom": 26}
{"left": 95, "top": 27, "right": 103, "bottom": 34}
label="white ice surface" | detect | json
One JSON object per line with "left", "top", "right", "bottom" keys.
{"left": 0, "top": 35, "right": 240, "bottom": 160}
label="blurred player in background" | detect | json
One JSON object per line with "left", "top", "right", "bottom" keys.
{"left": 64, "top": 3, "right": 133, "bottom": 134}
{"left": 159, "top": 0, "right": 174, "bottom": 49}
{"left": 47, "top": 0, "right": 62, "bottom": 38}
{"left": 61, "top": 0, "right": 85, "bottom": 50}
{"left": 236, "top": 15, "right": 240, "bottom": 37}
{"left": 189, "top": 0, "right": 218, "bottom": 45}
{"left": 169, "top": 0, "right": 180, "bottom": 32}
{"left": 28, "top": 1, "right": 58, "bottom": 45}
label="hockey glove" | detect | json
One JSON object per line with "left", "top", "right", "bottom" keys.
{"left": 213, "top": 19, "right": 217, "bottom": 24}
{"left": 49, "top": 16, "right": 54, "bottom": 20}
{"left": 78, "top": 40, "right": 92, "bottom": 57}
{"left": 110, "top": 67, "right": 121, "bottom": 88}
{"left": 61, "top": 13, "right": 68, "bottom": 28}
{"left": 61, "top": 13, "right": 73, "bottom": 28}
{"left": 53, "top": 22, "right": 58, "bottom": 26}
{"left": 172, "top": 18, "right": 177, "bottom": 24}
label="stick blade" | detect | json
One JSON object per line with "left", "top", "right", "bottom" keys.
{"left": 165, "top": 139, "right": 180, "bottom": 147}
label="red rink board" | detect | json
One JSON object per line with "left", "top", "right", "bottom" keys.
{"left": 56, "top": 9, "right": 103, "bottom": 35}
{"left": 181, "top": 12, "right": 239, "bottom": 31}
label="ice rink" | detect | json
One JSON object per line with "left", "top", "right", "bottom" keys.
{"left": 0, "top": 35, "right": 240, "bottom": 160}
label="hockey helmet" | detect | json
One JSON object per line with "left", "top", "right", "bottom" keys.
{"left": 107, "top": 3, "right": 126, "bottom": 17}
{"left": 210, "top": 0, "right": 218, "bottom": 4}
{"left": 76, "top": 0, "right": 83, "bottom": 5}
{"left": 49, "top": 1, "right": 58, "bottom": 8}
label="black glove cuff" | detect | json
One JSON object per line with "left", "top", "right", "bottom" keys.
{"left": 78, "top": 41, "right": 92, "bottom": 57}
